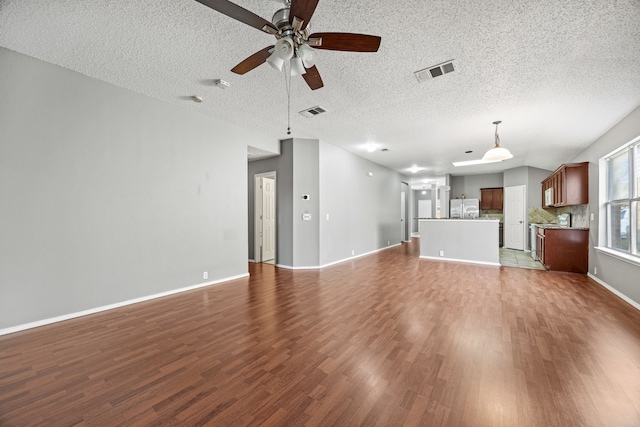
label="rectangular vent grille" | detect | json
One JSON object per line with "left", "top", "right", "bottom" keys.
{"left": 414, "top": 60, "right": 455, "bottom": 83}
{"left": 299, "top": 105, "right": 327, "bottom": 118}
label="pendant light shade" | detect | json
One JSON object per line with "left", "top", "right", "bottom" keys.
{"left": 482, "top": 120, "right": 513, "bottom": 161}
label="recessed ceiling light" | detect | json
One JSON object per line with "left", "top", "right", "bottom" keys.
{"left": 452, "top": 159, "right": 502, "bottom": 167}
{"left": 366, "top": 142, "right": 377, "bottom": 153}
{"left": 192, "top": 95, "right": 203, "bottom": 103}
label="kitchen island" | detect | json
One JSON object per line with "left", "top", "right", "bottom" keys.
{"left": 419, "top": 219, "right": 500, "bottom": 266}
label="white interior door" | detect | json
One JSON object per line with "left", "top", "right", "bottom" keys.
{"left": 400, "top": 192, "right": 406, "bottom": 241}
{"left": 504, "top": 185, "right": 526, "bottom": 250}
{"left": 261, "top": 177, "right": 276, "bottom": 261}
{"left": 418, "top": 200, "right": 432, "bottom": 218}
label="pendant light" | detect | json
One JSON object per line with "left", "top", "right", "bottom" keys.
{"left": 483, "top": 120, "right": 513, "bottom": 161}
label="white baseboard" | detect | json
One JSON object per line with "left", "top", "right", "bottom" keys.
{"left": 411, "top": 232, "right": 420, "bottom": 237}
{"left": 0, "top": 273, "right": 250, "bottom": 337}
{"left": 248, "top": 259, "right": 256, "bottom": 263}
{"left": 419, "top": 255, "right": 501, "bottom": 267}
{"left": 277, "top": 243, "right": 402, "bottom": 270}
{"left": 587, "top": 273, "right": 640, "bottom": 311}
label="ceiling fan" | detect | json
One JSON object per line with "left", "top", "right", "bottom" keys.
{"left": 195, "top": 0, "right": 382, "bottom": 90}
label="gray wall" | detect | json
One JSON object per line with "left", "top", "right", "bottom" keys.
{"left": 504, "top": 166, "right": 553, "bottom": 211}
{"left": 527, "top": 167, "right": 553, "bottom": 210}
{"left": 247, "top": 140, "right": 294, "bottom": 265}
{"left": 292, "top": 139, "right": 320, "bottom": 267}
{"left": 0, "top": 47, "right": 275, "bottom": 330}
{"left": 450, "top": 172, "right": 504, "bottom": 200}
{"left": 570, "top": 105, "right": 640, "bottom": 305}
{"left": 319, "top": 142, "right": 404, "bottom": 266}
{"left": 503, "top": 166, "right": 529, "bottom": 188}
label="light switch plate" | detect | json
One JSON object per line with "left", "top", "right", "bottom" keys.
{"left": 302, "top": 213, "right": 312, "bottom": 220}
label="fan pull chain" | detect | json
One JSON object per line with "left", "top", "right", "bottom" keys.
{"left": 284, "top": 62, "right": 292, "bottom": 135}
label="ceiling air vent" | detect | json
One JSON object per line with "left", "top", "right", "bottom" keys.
{"left": 299, "top": 105, "right": 327, "bottom": 118}
{"left": 414, "top": 60, "right": 455, "bottom": 83}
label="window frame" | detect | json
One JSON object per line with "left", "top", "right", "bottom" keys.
{"left": 600, "top": 135, "right": 640, "bottom": 260}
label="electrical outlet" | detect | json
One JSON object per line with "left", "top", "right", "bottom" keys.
{"left": 203, "top": 271, "right": 208, "bottom": 279}
{"left": 351, "top": 249, "right": 355, "bottom": 256}
{"left": 594, "top": 267, "right": 597, "bottom": 276}
{"left": 326, "top": 213, "right": 330, "bottom": 220}
{"left": 590, "top": 213, "right": 595, "bottom": 221}
{"left": 439, "top": 250, "right": 444, "bottom": 256}
{"left": 387, "top": 241, "right": 390, "bottom": 245}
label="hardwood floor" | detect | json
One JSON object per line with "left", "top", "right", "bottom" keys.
{"left": 2, "top": 239, "right": 640, "bottom": 426}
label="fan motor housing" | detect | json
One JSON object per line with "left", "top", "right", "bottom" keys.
{"left": 272, "top": 8, "right": 291, "bottom": 30}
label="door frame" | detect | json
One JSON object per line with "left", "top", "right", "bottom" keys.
{"left": 254, "top": 171, "right": 277, "bottom": 263}
{"left": 401, "top": 181, "right": 410, "bottom": 242}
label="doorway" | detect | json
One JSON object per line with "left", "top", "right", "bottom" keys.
{"left": 254, "top": 172, "right": 276, "bottom": 264}
{"left": 401, "top": 182, "right": 410, "bottom": 242}
{"left": 504, "top": 185, "right": 526, "bottom": 250}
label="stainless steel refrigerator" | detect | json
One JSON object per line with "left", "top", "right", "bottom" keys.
{"left": 450, "top": 199, "right": 479, "bottom": 219}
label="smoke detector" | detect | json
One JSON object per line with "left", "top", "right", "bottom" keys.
{"left": 414, "top": 60, "right": 455, "bottom": 83}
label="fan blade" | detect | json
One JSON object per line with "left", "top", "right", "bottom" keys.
{"left": 302, "top": 65, "right": 324, "bottom": 90}
{"left": 289, "top": 0, "right": 319, "bottom": 31}
{"left": 308, "top": 32, "right": 381, "bottom": 52}
{"left": 195, "top": 0, "right": 278, "bottom": 34}
{"left": 231, "top": 46, "right": 275, "bottom": 75}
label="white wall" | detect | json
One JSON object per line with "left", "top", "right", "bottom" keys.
{"left": 0, "top": 48, "right": 275, "bottom": 331}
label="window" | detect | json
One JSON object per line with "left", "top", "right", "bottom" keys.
{"left": 603, "top": 135, "right": 640, "bottom": 258}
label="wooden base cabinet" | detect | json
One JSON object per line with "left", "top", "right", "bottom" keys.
{"left": 536, "top": 227, "right": 588, "bottom": 274}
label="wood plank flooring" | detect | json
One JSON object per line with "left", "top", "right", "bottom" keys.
{"left": 2, "top": 239, "right": 640, "bottom": 426}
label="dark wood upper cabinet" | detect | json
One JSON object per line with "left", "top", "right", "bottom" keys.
{"left": 541, "top": 162, "right": 588, "bottom": 208}
{"left": 480, "top": 187, "right": 504, "bottom": 210}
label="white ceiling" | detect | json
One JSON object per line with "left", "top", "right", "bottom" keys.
{"left": 2, "top": 0, "right": 639, "bottom": 178}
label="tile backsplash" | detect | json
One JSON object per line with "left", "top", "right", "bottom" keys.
{"left": 551, "top": 205, "right": 590, "bottom": 228}
{"left": 512, "top": 205, "right": 591, "bottom": 228}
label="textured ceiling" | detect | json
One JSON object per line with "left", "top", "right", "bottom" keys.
{"left": 2, "top": 0, "right": 640, "bottom": 178}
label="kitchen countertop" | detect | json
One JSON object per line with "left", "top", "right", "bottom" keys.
{"left": 417, "top": 218, "right": 500, "bottom": 222}
{"left": 533, "top": 224, "right": 589, "bottom": 230}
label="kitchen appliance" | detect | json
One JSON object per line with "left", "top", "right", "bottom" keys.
{"left": 450, "top": 199, "right": 479, "bottom": 219}
{"left": 558, "top": 213, "right": 571, "bottom": 227}
{"left": 545, "top": 187, "right": 554, "bottom": 206}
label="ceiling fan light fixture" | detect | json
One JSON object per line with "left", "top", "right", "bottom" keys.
{"left": 482, "top": 120, "right": 513, "bottom": 161}
{"left": 290, "top": 56, "right": 306, "bottom": 76}
{"left": 298, "top": 43, "right": 317, "bottom": 68}
{"left": 266, "top": 50, "right": 285, "bottom": 71}
{"left": 274, "top": 37, "right": 294, "bottom": 61}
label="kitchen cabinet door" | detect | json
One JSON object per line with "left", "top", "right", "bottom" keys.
{"left": 540, "top": 228, "right": 588, "bottom": 273}
{"left": 480, "top": 188, "right": 503, "bottom": 210}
